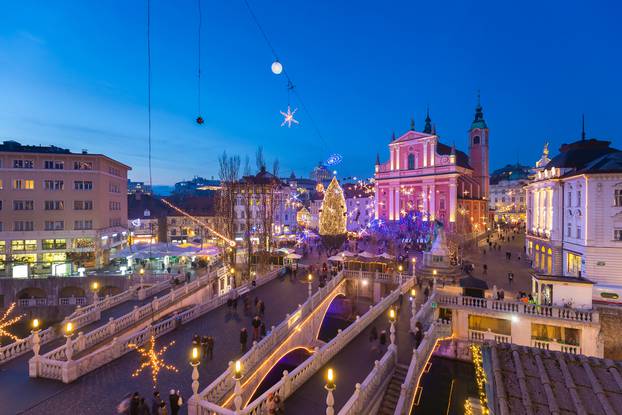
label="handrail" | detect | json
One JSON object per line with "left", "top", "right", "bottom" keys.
{"left": 338, "top": 346, "right": 396, "bottom": 415}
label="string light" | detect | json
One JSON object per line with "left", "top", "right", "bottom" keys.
{"left": 470, "top": 344, "right": 490, "bottom": 414}
{"left": 319, "top": 177, "right": 347, "bottom": 236}
{"left": 129, "top": 335, "right": 178, "bottom": 388}
{"left": 0, "top": 303, "right": 24, "bottom": 342}
{"left": 280, "top": 106, "right": 299, "bottom": 128}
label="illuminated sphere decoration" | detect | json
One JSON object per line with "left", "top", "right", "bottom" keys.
{"left": 271, "top": 60, "right": 283, "bottom": 75}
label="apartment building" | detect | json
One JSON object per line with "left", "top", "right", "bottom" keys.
{"left": 0, "top": 140, "right": 130, "bottom": 276}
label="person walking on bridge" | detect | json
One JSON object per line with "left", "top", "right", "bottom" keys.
{"left": 240, "top": 328, "right": 248, "bottom": 352}
{"left": 252, "top": 315, "right": 261, "bottom": 341}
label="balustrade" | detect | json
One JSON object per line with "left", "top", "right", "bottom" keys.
{"left": 531, "top": 339, "right": 579, "bottom": 354}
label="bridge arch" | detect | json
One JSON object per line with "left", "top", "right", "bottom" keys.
{"left": 16, "top": 287, "right": 46, "bottom": 300}
{"left": 59, "top": 286, "right": 85, "bottom": 298}
{"left": 316, "top": 293, "right": 353, "bottom": 341}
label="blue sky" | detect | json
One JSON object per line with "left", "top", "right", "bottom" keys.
{"left": 1, "top": 0, "right": 621, "bottom": 184}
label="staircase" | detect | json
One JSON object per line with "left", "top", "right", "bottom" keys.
{"left": 377, "top": 364, "right": 408, "bottom": 415}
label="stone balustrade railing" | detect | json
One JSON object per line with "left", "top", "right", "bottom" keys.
{"left": 531, "top": 338, "right": 579, "bottom": 354}
{"left": 41, "top": 268, "right": 222, "bottom": 362}
{"left": 32, "top": 268, "right": 281, "bottom": 383}
{"left": 393, "top": 320, "right": 452, "bottom": 415}
{"left": 338, "top": 346, "right": 396, "bottom": 415}
{"left": 0, "top": 284, "right": 142, "bottom": 365}
{"left": 468, "top": 329, "right": 511, "bottom": 344}
{"left": 197, "top": 272, "right": 347, "bottom": 406}
{"left": 435, "top": 293, "right": 598, "bottom": 323}
{"left": 238, "top": 278, "right": 413, "bottom": 415}
{"left": 342, "top": 269, "right": 398, "bottom": 283}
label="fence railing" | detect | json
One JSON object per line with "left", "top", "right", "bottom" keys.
{"left": 198, "top": 271, "right": 346, "bottom": 405}
{"left": 393, "top": 320, "right": 452, "bottom": 415}
{"left": 238, "top": 278, "right": 413, "bottom": 415}
{"left": 338, "top": 346, "right": 396, "bottom": 415}
{"left": 32, "top": 267, "right": 282, "bottom": 383}
{"left": 531, "top": 338, "right": 579, "bottom": 355}
{"left": 435, "top": 293, "right": 598, "bottom": 323}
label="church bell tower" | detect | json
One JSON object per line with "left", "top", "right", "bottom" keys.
{"left": 468, "top": 94, "right": 489, "bottom": 199}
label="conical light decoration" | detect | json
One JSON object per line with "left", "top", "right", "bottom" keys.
{"left": 319, "top": 177, "right": 347, "bottom": 236}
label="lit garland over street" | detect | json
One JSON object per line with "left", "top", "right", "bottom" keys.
{"left": 0, "top": 303, "right": 24, "bottom": 342}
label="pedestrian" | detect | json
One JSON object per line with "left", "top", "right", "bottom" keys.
{"left": 508, "top": 272, "right": 514, "bottom": 287}
{"left": 169, "top": 389, "right": 181, "bottom": 415}
{"left": 192, "top": 333, "right": 200, "bottom": 348}
{"left": 151, "top": 391, "right": 162, "bottom": 415}
{"left": 252, "top": 315, "right": 261, "bottom": 341}
{"left": 201, "top": 336, "right": 208, "bottom": 359}
{"left": 261, "top": 322, "right": 267, "bottom": 338}
{"left": 483, "top": 264, "right": 487, "bottom": 275}
{"left": 379, "top": 330, "right": 387, "bottom": 353}
{"left": 424, "top": 286, "right": 430, "bottom": 302}
{"left": 129, "top": 392, "right": 140, "bottom": 415}
{"left": 259, "top": 300, "right": 265, "bottom": 316}
{"left": 206, "top": 336, "right": 214, "bottom": 360}
{"left": 240, "top": 327, "right": 248, "bottom": 352}
{"left": 369, "top": 326, "right": 378, "bottom": 351}
{"left": 158, "top": 401, "right": 168, "bottom": 415}
{"left": 138, "top": 397, "right": 149, "bottom": 415}
{"left": 414, "top": 321, "right": 424, "bottom": 347}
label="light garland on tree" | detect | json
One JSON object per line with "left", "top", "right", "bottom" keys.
{"left": 0, "top": 303, "right": 24, "bottom": 342}
{"left": 319, "top": 177, "right": 347, "bottom": 236}
{"left": 470, "top": 344, "right": 490, "bottom": 415}
{"left": 129, "top": 336, "right": 178, "bottom": 388}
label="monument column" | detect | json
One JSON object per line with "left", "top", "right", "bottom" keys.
{"left": 449, "top": 179, "right": 457, "bottom": 225}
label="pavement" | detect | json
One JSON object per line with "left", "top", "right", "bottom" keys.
{"left": 8, "top": 274, "right": 308, "bottom": 415}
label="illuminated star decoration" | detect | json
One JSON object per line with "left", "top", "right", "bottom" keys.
{"left": 280, "top": 106, "right": 299, "bottom": 128}
{"left": 0, "top": 303, "right": 24, "bottom": 342}
{"left": 128, "top": 336, "right": 178, "bottom": 388}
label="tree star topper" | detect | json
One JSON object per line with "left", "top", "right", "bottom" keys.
{"left": 0, "top": 303, "right": 24, "bottom": 342}
{"left": 280, "top": 106, "right": 299, "bottom": 128}
{"left": 128, "top": 335, "right": 178, "bottom": 388}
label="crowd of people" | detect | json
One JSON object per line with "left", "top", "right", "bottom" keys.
{"left": 118, "top": 390, "right": 182, "bottom": 415}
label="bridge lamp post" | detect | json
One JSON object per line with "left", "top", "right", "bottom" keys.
{"left": 325, "top": 368, "right": 336, "bottom": 415}
{"left": 410, "top": 288, "right": 417, "bottom": 316}
{"left": 307, "top": 273, "right": 314, "bottom": 298}
{"left": 233, "top": 360, "right": 244, "bottom": 412}
{"left": 139, "top": 267, "right": 145, "bottom": 287}
{"left": 229, "top": 267, "right": 236, "bottom": 289}
{"left": 64, "top": 322, "right": 75, "bottom": 361}
{"left": 411, "top": 257, "right": 416, "bottom": 280}
{"left": 388, "top": 308, "right": 397, "bottom": 346}
{"left": 91, "top": 281, "right": 99, "bottom": 304}
{"left": 398, "top": 265, "right": 403, "bottom": 285}
{"left": 189, "top": 346, "right": 201, "bottom": 410}
{"left": 31, "top": 318, "right": 41, "bottom": 357}
{"left": 432, "top": 269, "right": 437, "bottom": 288}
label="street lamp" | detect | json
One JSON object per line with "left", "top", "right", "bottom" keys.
{"left": 190, "top": 346, "right": 201, "bottom": 409}
{"left": 432, "top": 269, "right": 437, "bottom": 287}
{"left": 64, "top": 322, "right": 75, "bottom": 361}
{"left": 233, "top": 360, "right": 243, "bottom": 411}
{"left": 411, "top": 257, "right": 416, "bottom": 279}
{"left": 91, "top": 281, "right": 99, "bottom": 304}
{"left": 325, "top": 368, "right": 336, "bottom": 415}
{"left": 307, "top": 273, "right": 313, "bottom": 298}
{"left": 410, "top": 288, "right": 417, "bottom": 316}
{"left": 398, "top": 264, "right": 403, "bottom": 284}
{"left": 31, "top": 318, "right": 41, "bottom": 357}
{"left": 229, "top": 267, "right": 236, "bottom": 289}
{"left": 388, "top": 307, "right": 397, "bottom": 346}
{"left": 139, "top": 267, "right": 145, "bottom": 286}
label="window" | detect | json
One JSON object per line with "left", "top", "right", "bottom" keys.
{"left": 109, "top": 218, "right": 121, "bottom": 227}
{"left": 566, "top": 252, "right": 582, "bottom": 276}
{"left": 11, "top": 240, "right": 37, "bottom": 251}
{"left": 108, "top": 167, "right": 121, "bottom": 176}
{"left": 13, "top": 200, "right": 34, "bottom": 210}
{"left": 109, "top": 201, "right": 121, "bottom": 211}
{"left": 74, "top": 161, "right": 93, "bottom": 170}
{"left": 407, "top": 153, "right": 415, "bottom": 170}
{"left": 44, "top": 160, "right": 64, "bottom": 169}
{"left": 576, "top": 225, "right": 581, "bottom": 239}
{"left": 44, "top": 200, "right": 64, "bottom": 210}
{"left": 14, "top": 221, "right": 34, "bottom": 231}
{"left": 577, "top": 190, "right": 582, "bottom": 207}
{"left": 44, "top": 221, "right": 64, "bottom": 230}
{"left": 74, "top": 238, "right": 95, "bottom": 248}
{"left": 567, "top": 192, "right": 572, "bottom": 207}
{"left": 531, "top": 323, "right": 579, "bottom": 346}
{"left": 0, "top": 179, "right": 3, "bottom": 189}
{"left": 13, "top": 180, "right": 35, "bottom": 190}
{"left": 615, "top": 189, "right": 622, "bottom": 207}
{"left": 109, "top": 183, "right": 120, "bottom": 193}
{"left": 13, "top": 159, "right": 34, "bottom": 168}
{"left": 74, "top": 220, "right": 93, "bottom": 230}
{"left": 567, "top": 223, "right": 572, "bottom": 238}
{"left": 44, "top": 180, "right": 64, "bottom": 190}
{"left": 473, "top": 136, "right": 480, "bottom": 145}
{"left": 42, "top": 239, "right": 67, "bottom": 250}
{"left": 74, "top": 200, "right": 93, "bottom": 210}
{"left": 468, "top": 315, "right": 511, "bottom": 335}
{"left": 74, "top": 181, "right": 93, "bottom": 190}
{"left": 614, "top": 229, "right": 622, "bottom": 241}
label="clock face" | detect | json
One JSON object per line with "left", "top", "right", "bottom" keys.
{"left": 441, "top": 156, "right": 448, "bottom": 164}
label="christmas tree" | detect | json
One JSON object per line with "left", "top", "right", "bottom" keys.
{"left": 319, "top": 177, "right": 347, "bottom": 247}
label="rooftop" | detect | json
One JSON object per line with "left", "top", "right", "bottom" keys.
{"left": 490, "top": 163, "right": 531, "bottom": 185}
{"left": 546, "top": 138, "right": 619, "bottom": 170}
{"left": 484, "top": 342, "right": 622, "bottom": 415}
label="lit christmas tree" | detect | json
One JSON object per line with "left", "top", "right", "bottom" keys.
{"left": 319, "top": 177, "right": 347, "bottom": 248}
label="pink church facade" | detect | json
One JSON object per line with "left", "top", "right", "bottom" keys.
{"left": 374, "top": 104, "right": 490, "bottom": 236}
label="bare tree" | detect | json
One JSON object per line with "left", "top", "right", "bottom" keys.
{"left": 256, "top": 146, "right": 266, "bottom": 172}
{"left": 241, "top": 156, "right": 255, "bottom": 277}
{"left": 217, "top": 151, "right": 240, "bottom": 264}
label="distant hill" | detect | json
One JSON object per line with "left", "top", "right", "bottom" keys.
{"left": 151, "top": 185, "right": 174, "bottom": 196}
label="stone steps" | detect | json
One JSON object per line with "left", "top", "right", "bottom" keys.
{"left": 377, "top": 366, "right": 408, "bottom": 415}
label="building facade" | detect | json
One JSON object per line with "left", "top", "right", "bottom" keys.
{"left": 0, "top": 141, "right": 130, "bottom": 276}
{"left": 308, "top": 181, "right": 375, "bottom": 233}
{"left": 374, "top": 104, "right": 489, "bottom": 236}
{"left": 525, "top": 136, "right": 622, "bottom": 285}
{"left": 489, "top": 163, "right": 530, "bottom": 223}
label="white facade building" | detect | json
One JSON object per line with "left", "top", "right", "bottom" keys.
{"left": 489, "top": 164, "right": 530, "bottom": 223}
{"left": 525, "top": 136, "right": 622, "bottom": 286}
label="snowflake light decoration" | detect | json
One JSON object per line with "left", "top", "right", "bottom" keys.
{"left": 325, "top": 153, "right": 343, "bottom": 166}
{"left": 0, "top": 303, "right": 24, "bottom": 342}
{"left": 280, "top": 106, "right": 299, "bottom": 128}
{"left": 128, "top": 335, "right": 178, "bottom": 388}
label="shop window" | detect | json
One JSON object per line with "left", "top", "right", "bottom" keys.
{"left": 531, "top": 323, "right": 580, "bottom": 345}
{"left": 468, "top": 315, "right": 511, "bottom": 335}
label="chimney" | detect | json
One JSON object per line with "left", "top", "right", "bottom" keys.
{"left": 81, "top": 149, "right": 88, "bottom": 154}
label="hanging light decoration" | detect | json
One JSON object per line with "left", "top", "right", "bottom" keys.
{"left": 271, "top": 59, "right": 283, "bottom": 75}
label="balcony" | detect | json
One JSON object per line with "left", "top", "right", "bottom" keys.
{"left": 436, "top": 293, "right": 598, "bottom": 324}
{"left": 468, "top": 329, "right": 511, "bottom": 344}
{"left": 531, "top": 339, "right": 580, "bottom": 354}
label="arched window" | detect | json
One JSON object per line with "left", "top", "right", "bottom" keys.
{"left": 473, "top": 136, "right": 480, "bottom": 145}
{"left": 407, "top": 153, "right": 415, "bottom": 170}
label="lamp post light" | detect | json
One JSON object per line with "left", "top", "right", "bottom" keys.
{"left": 91, "top": 281, "right": 99, "bottom": 304}
{"left": 229, "top": 267, "right": 236, "bottom": 289}
{"left": 190, "top": 346, "right": 201, "bottom": 410}
{"left": 325, "top": 368, "right": 336, "bottom": 415}
{"left": 410, "top": 288, "right": 417, "bottom": 316}
{"left": 307, "top": 273, "right": 313, "bottom": 298}
{"left": 432, "top": 269, "right": 437, "bottom": 288}
{"left": 64, "top": 322, "right": 75, "bottom": 361}
{"left": 31, "top": 318, "right": 41, "bottom": 357}
{"left": 139, "top": 267, "right": 145, "bottom": 287}
{"left": 411, "top": 257, "right": 416, "bottom": 279}
{"left": 388, "top": 307, "right": 397, "bottom": 346}
{"left": 398, "top": 264, "right": 403, "bottom": 285}
{"left": 232, "top": 360, "right": 243, "bottom": 412}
